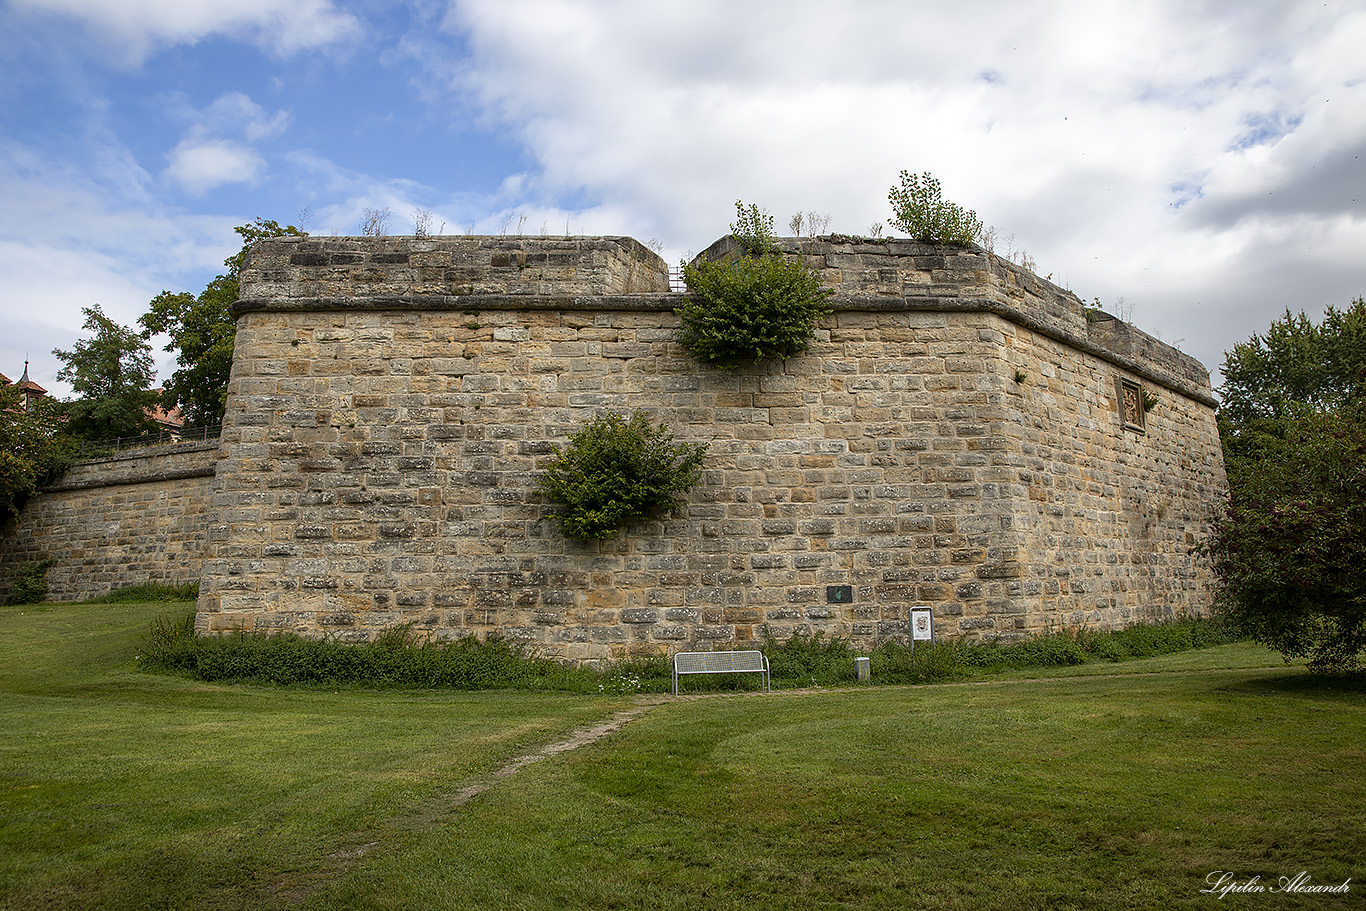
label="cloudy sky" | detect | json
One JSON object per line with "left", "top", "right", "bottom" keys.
{"left": 2, "top": 0, "right": 1363, "bottom": 401}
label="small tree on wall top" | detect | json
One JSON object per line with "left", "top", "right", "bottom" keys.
{"left": 729, "top": 200, "right": 776, "bottom": 255}
{"left": 538, "top": 411, "right": 708, "bottom": 541}
{"left": 887, "top": 171, "right": 983, "bottom": 246}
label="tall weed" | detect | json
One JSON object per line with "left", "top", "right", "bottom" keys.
{"left": 764, "top": 632, "right": 858, "bottom": 687}
{"left": 959, "top": 617, "right": 1242, "bottom": 671}
{"left": 140, "top": 614, "right": 595, "bottom": 690}
{"left": 872, "top": 640, "right": 968, "bottom": 684}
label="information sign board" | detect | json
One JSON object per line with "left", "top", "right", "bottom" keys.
{"left": 911, "top": 608, "right": 933, "bottom": 641}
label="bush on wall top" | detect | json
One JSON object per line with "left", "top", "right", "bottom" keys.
{"left": 887, "top": 171, "right": 983, "bottom": 246}
{"left": 537, "top": 411, "right": 708, "bottom": 541}
{"left": 677, "top": 200, "right": 833, "bottom": 369}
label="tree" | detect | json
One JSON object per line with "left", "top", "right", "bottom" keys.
{"left": 0, "top": 383, "right": 75, "bottom": 521}
{"left": 140, "top": 278, "right": 236, "bottom": 428}
{"left": 1207, "top": 298, "right": 1366, "bottom": 672}
{"left": 140, "top": 218, "right": 306, "bottom": 425}
{"left": 887, "top": 171, "right": 983, "bottom": 245}
{"left": 1218, "top": 297, "right": 1366, "bottom": 463}
{"left": 1204, "top": 400, "right": 1366, "bottom": 672}
{"left": 53, "top": 305, "right": 160, "bottom": 442}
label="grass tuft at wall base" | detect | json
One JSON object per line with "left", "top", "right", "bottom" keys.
{"left": 140, "top": 614, "right": 1244, "bottom": 693}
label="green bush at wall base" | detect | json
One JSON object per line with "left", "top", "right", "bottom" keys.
{"left": 141, "top": 616, "right": 598, "bottom": 690}
{"left": 957, "top": 616, "right": 1243, "bottom": 672}
{"left": 872, "top": 640, "right": 972, "bottom": 684}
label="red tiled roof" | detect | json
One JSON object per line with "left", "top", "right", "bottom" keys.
{"left": 146, "top": 395, "right": 184, "bottom": 429}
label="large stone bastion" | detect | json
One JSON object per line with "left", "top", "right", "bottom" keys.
{"left": 195, "top": 233, "right": 1226, "bottom": 663}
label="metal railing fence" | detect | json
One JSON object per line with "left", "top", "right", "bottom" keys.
{"left": 76, "top": 424, "right": 222, "bottom": 457}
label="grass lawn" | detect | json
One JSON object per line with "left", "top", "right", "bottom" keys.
{"left": 3, "top": 600, "right": 1363, "bottom": 910}
{"left": 0, "top": 601, "right": 627, "bottom": 910}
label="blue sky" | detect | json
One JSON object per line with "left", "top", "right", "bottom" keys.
{"left": 3, "top": 0, "right": 1364, "bottom": 400}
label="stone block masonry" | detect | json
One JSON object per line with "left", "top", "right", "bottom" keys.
{"left": 0, "top": 442, "right": 218, "bottom": 602}
{"left": 193, "top": 234, "right": 1226, "bottom": 663}
{"left": 244, "top": 234, "right": 670, "bottom": 301}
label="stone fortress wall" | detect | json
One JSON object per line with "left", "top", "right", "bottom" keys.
{"left": 0, "top": 442, "right": 218, "bottom": 602}
{"left": 189, "top": 233, "right": 1227, "bottom": 662}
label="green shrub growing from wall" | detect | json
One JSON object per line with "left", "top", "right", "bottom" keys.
{"left": 677, "top": 201, "right": 832, "bottom": 369}
{"left": 4, "top": 560, "right": 52, "bottom": 605}
{"left": 537, "top": 411, "right": 708, "bottom": 541}
{"left": 887, "top": 170, "right": 983, "bottom": 245}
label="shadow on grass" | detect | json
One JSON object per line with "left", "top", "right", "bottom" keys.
{"left": 1211, "top": 669, "right": 1366, "bottom": 698}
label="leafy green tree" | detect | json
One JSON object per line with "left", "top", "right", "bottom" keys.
{"left": 678, "top": 200, "right": 833, "bottom": 368}
{"left": 53, "top": 305, "right": 160, "bottom": 442}
{"left": 1218, "top": 297, "right": 1366, "bottom": 462}
{"left": 139, "top": 278, "right": 236, "bottom": 428}
{"left": 0, "top": 383, "right": 75, "bottom": 521}
{"left": 537, "top": 411, "right": 708, "bottom": 541}
{"left": 140, "top": 218, "right": 306, "bottom": 425}
{"left": 1204, "top": 400, "right": 1366, "bottom": 672}
{"left": 1207, "top": 298, "right": 1366, "bottom": 672}
{"left": 887, "top": 171, "right": 983, "bottom": 245}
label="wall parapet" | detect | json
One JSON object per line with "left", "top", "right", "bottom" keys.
{"left": 238, "top": 235, "right": 670, "bottom": 303}
{"left": 42, "top": 441, "right": 220, "bottom": 492}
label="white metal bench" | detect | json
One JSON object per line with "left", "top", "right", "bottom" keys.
{"left": 672, "top": 650, "right": 770, "bottom": 695}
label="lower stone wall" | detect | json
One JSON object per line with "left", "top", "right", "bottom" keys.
{"left": 0, "top": 442, "right": 219, "bottom": 602}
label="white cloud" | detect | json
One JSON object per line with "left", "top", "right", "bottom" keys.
{"left": 424, "top": 0, "right": 1366, "bottom": 381}
{"left": 158, "top": 92, "right": 289, "bottom": 193}
{"left": 0, "top": 137, "right": 242, "bottom": 395}
{"left": 5, "top": 0, "right": 1363, "bottom": 400}
{"left": 198, "top": 92, "right": 291, "bottom": 143}
{"left": 164, "top": 138, "right": 266, "bottom": 194}
{"left": 10, "top": 0, "right": 361, "bottom": 64}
